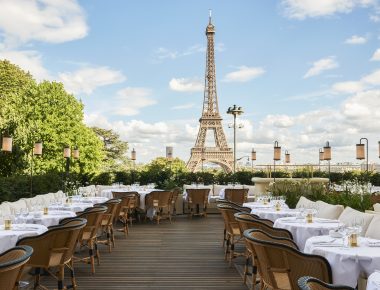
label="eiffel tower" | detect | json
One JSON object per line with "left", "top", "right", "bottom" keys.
{"left": 187, "top": 12, "right": 233, "bottom": 173}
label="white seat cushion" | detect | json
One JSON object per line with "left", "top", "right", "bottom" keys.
{"left": 373, "top": 203, "right": 380, "bottom": 212}
{"left": 296, "top": 196, "right": 316, "bottom": 209}
{"left": 338, "top": 206, "right": 374, "bottom": 235}
{"left": 365, "top": 215, "right": 380, "bottom": 239}
{"left": 316, "top": 200, "right": 344, "bottom": 220}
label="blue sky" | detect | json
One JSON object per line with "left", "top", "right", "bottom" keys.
{"left": 1, "top": 0, "right": 380, "bottom": 166}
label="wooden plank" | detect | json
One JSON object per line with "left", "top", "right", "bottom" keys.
{"left": 37, "top": 215, "right": 248, "bottom": 289}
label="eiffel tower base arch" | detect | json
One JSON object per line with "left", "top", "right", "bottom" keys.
{"left": 187, "top": 148, "right": 234, "bottom": 173}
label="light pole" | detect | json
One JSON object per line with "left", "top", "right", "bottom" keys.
{"left": 285, "top": 150, "right": 290, "bottom": 163}
{"left": 30, "top": 141, "right": 42, "bottom": 196}
{"left": 251, "top": 148, "right": 256, "bottom": 172}
{"left": 273, "top": 141, "right": 281, "bottom": 182}
{"left": 131, "top": 148, "right": 136, "bottom": 183}
{"left": 319, "top": 148, "right": 324, "bottom": 171}
{"left": 323, "top": 141, "right": 331, "bottom": 187}
{"left": 356, "top": 138, "right": 368, "bottom": 172}
{"left": 63, "top": 145, "right": 79, "bottom": 193}
{"left": 227, "top": 104, "right": 244, "bottom": 173}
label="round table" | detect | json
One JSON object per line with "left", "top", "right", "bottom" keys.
{"left": 245, "top": 206, "right": 298, "bottom": 223}
{"left": 274, "top": 217, "right": 342, "bottom": 250}
{"left": 367, "top": 271, "right": 380, "bottom": 290}
{"left": 0, "top": 224, "right": 48, "bottom": 254}
{"left": 304, "top": 236, "right": 380, "bottom": 288}
{"left": 26, "top": 210, "right": 76, "bottom": 227}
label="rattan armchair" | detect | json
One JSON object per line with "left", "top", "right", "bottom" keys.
{"left": 145, "top": 191, "right": 172, "bottom": 224}
{"left": 112, "top": 191, "right": 140, "bottom": 224}
{"left": 17, "top": 218, "right": 87, "bottom": 290}
{"left": 234, "top": 212, "right": 295, "bottom": 289}
{"left": 298, "top": 276, "right": 355, "bottom": 290}
{"left": 244, "top": 229, "right": 332, "bottom": 290}
{"left": 217, "top": 204, "right": 246, "bottom": 266}
{"left": 95, "top": 199, "right": 121, "bottom": 253}
{"left": 224, "top": 188, "right": 249, "bottom": 205}
{"left": 186, "top": 188, "right": 210, "bottom": 218}
{"left": 69, "top": 206, "right": 107, "bottom": 274}
{"left": 0, "top": 245, "right": 33, "bottom": 290}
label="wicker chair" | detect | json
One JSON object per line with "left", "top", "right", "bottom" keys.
{"left": 61, "top": 206, "right": 107, "bottom": 274}
{"left": 224, "top": 188, "right": 249, "bottom": 205}
{"left": 112, "top": 191, "right": 140, "bottom": 223}
{"left": 186, "top": 188, "right": 210, "bottom": 218}
{"left": 217, "top": 199, "right": 252, "bottom": 247}
{"left": 217, "top": 204, "right": 247, "bottom": 266}
{"left": 17, "top": 218, "right": 87, "bottom": 290}
{"left": 145, "top": 191, "right": 172, "bottom": 224}
{"left": 234, "top": 212, "right": 295, "bottom": 289}
{"left": 95, "top": 199, "right": 121, "bottom": 252}
{"left": 298, "top": 276, "right": 355, "bottom": 290}
{"left": 112, "top": 194, "right": 138, "bottom": 237}
{"left": 0, "top": 245, "right": 33, "bottom": 290}
{"left": 244, "top": 229, "right": 332, "bottom": 290}
{"left": 170, "top": 188, "right": 181, "bottom": 216}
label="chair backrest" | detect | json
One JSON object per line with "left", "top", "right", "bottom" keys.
{"left": 186, "top": 188, "right": 210, "bottom": 205}
{"left": 17, "top": 218, "right": 87, "bottom": 268}
{"left": 298, "top": 276, "right": 355, "bottom": 290}
{"left": 170, "top": 188, "right": 181, "bottom": 205}
{"left": 0, "top": 245, "right": 33, "bottom": 290}
{"left": 244, "top": 229, "right": 332, "bottom": 290}
{"left": 224, "top": 188, "right": 249, "bottom": 205}
{"left": 76, "top": 206, "right": 107, "bottom": 242}
{"left": 234, "top": 212, "right": 291, "bottom": 239}
{"left": 217, "top": 204, "right": 243, "bottom": 236}
{"left": 145, "top": 191, "right": 172, "bottom": 208}
{"left": 216, "top": 199, "right": 251, "bottom": 213}
{"left": 96, "top": 199, "right": 121, "bottom": 226}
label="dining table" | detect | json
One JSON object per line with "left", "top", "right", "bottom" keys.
{"left": 49, "top": 202, "right": 93, "bottom": 213}
{"left": 0, "top": 223, "right": 48, "bottom": 254}
{"left": 274, "top": 217, "right": 343, "bottom": 250}
{"left": 304, "top": 235, "right": 380, "bottom": 288}
{"left": 243, "top": 202, "right": 297, "bottom": 222}
{"left": 26, "top": 210, "right": 76, "bottom": 227}
{"left": 366, "top": 271, "right": 380, "bottom": 290}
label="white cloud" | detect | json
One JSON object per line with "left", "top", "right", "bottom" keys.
{"left": 0, "top": 0, "right": 87, "bottom": 46}
{"left": 303, "top": 56, "right": 338, "bottom": 79}
{"left": 345, "top": 35, "right": 368, "bottom": 44}
{"left": 171, "top": 103, "right": 196, "bottom": 110}
{"left": 332, "top": 81, "right": 364, "bottom": 94}
{"left": 281, "top": 0, "right": 376, "bottom": 20}
{"left": 223, "top": 66, "right": 265, "bottom": 82}
{"left": 58, "top": 66, "right": 126, "bottom": 95}
{"left": 361, "top": 69, "right": 380, "bottom": 85}
{"left": 370, "top": 48, "right": 380, "bottom": 61}
{"left": 169, "top": 78, "right": 203, "bottom": 92}
{"left": 0, "top": 49, "right": 50, "bottom": 81}
{"left": 112, "top": 87, "right": 156, "bottom": 116}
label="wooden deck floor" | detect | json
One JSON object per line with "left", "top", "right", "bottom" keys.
{"left": 40, "top": 215, "right": 248, "bottom": 290}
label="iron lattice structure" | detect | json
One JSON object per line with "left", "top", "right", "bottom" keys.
{"left": 187, "top": 15, "right": 233, "bottom": 173}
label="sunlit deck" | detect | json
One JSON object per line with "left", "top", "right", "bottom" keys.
{"left": 40, "top": 215, "right": 247, "bottom": 290}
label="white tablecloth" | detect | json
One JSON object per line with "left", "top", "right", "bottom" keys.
{"left": 49, "top": 202, "right": 92, "bottom": 213}
{"left": 367, "top": 271, "right": 380, "bottom": 290}
{"left": 274, "top": 217, "right": 342, "bottom": 250}
{"left": 242, "top": 203, "right": 297, "bottom": 222}
{"left": 0, "top": 224, "right": 47, "bottom": 254}
{"left": 26, "top": 210, "right": 76, "bottom": 227}
{"left": 304, "top": 236, "right": 380, "bottom": 288}
{"left": 71, "top": 196, "right": 108, "bottom": 205}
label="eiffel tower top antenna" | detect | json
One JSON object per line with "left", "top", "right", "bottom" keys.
{"left": 209, "top": 9, "right": 212, "bottom": 23}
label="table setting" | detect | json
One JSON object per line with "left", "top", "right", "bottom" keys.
{"left": 304, "top": 234, "right": 380, "bottom": 288}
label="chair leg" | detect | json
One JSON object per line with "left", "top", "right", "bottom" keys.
{"left": 95, "top": 242, "right": 100, "bottom": 266}
{"left": 34, "top": 267, "right": 41, "bottom": 289}
{"left": 243, "top": 254, "right": 249, "bottom": 284}
{"left": 222, "top": 228, "right": 226, "bottom": 248}
{"left": 89, "top": 240, "right": 95, "bottom": 274}
{"left": 251, "top": 265, "right": 258, "bottom": 290}
{"left": 69, "top": 259, "right": 77, "bottom": 290}
{"left": 224, "top": 238, "right": 230, "bottom": 260}
{"left": 229, "top": 242, "right": 235, "bottom": 267}
{"left": 57, "top": 265, "right": 64, "bottom": 290}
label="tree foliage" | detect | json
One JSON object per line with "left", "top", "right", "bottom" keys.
{"left": 91, "top": 127, "right": 129, "bottom": 171}
{"left": 0, "top": 60, "right": 104, "bottom": 176}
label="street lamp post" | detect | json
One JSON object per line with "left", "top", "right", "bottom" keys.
{"left": 319, "top": 148, "right": 324, "bottom": 171}
{"left": 273, "top": 141, "right": 281, "bottom": 182}
{"left": 323, "top": 141, "right": 332, "bottom": 187}
{"left": 356, "top": 138, "right": 368, "bottom": 172}
{"left": 251, "top": 148, "right": 256, "bottom": 172}
{"left": 131, "top": 148, "right": 136, "bottom": 183}
{"left": 227, "top": 104, "right": 244, "bottom": 173}
{"left": 30, "top": 141, "right": 42, "bottom": 196}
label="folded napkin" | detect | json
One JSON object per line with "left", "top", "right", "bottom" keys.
{"left": 316, "top": 219, "right": 340, "bottom": 223}
{"left": 368, "top": 241, "right": 380, "bottom": 247}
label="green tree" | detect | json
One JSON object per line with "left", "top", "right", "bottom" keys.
{"left": 0, "top": 60, "right": 104, "bottom": 176}
{"left": 91, "top": 127, "right": 129, "bottom": 171}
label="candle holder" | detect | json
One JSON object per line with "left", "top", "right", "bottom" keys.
{"left": 4, "top": 218, "right": 12, "bottom": 230}
{"left": 43, "top": 207, "right": 49, "bottom": 215}
{"left": 349, "top": 233, "right": 358, "bottom": 247}
{"left": 275, "top": 202, "right": 281, "bottom": 211}
{"left": 306, "top": 213, "right": 313, "bottom": 223}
